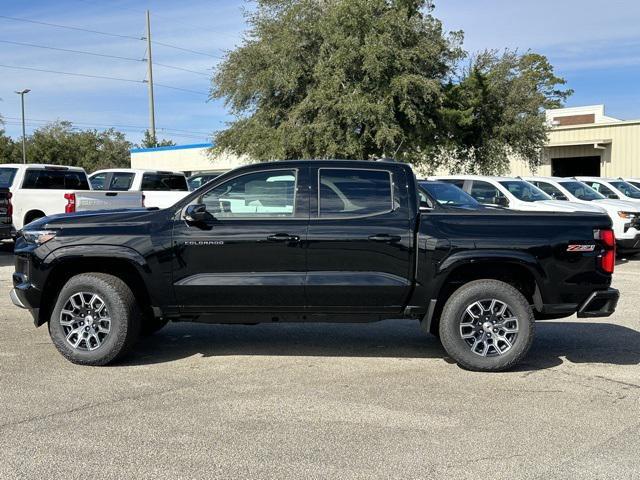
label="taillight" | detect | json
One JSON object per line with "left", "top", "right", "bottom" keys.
{"left": 6, "top": 192, "right": 12, "bottom": 217}
{"left": 64, "top": 193, "right": 76, "bottom": 213}
{"left": 595, "top": 228, "right": 616, "bottom": 274}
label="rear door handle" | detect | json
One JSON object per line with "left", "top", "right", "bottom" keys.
{"left": 267, "top": 233, "right": 300, "bottom": 242}
{"left": 368, "top": 234, "right": 401, "bottom": 243}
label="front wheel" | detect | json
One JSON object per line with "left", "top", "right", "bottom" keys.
{"left": 439, "top": 279, "right": 535, "bottom": 372}
{"left": 49, "top": 273, "right": 141, "bottom": 365}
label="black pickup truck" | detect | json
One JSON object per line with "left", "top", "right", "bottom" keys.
{"left": 0, "top": 188, "right": 12, "bottom": 240}
{"left": 10, "top": 160, "right": 619, "bottom": 371}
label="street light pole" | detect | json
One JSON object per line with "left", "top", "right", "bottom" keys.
{"left": 15, "top": 89, "right": 30, "bottom": 164}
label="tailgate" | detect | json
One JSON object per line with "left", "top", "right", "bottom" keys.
{"left": 74, "top": 191, "right": 143, "bottom": 211}
{"left": 0, "top": 189, "right": 11, "bottom": 225}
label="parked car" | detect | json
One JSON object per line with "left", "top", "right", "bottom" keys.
{"left": 0, "top": 188, "right": 12, "bottom": 240}
{"left": 577, "top": 177, "right": 640, "bottom": 204}
{"left": 11, "top": 160, "right": 618, "bottom": 371}
{"left": 89, "top": 169, "right": 190, "bottom": 208}
{"left": 622, "top": 178, "right": 640, "bottom": 190}
{"left": 418, "top": 180, "right": 491, "bottom": 211}
{"left": 187, "top": 171, "right": 228, "bottom": 190}
{"left": 524, "top": 176, "right": 640, "bottom": 254}
{"left": 0, "top": 164, "right": 143, "bottom": 231}
{"left": 431, "top": 175, "right": 605, "bottom": 213}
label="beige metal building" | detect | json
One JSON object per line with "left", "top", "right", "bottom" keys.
{"left": 510, "top": 105, "right": 640, "bottom": 177}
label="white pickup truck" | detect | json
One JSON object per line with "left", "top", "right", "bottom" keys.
{"left": 0, "top": 164, "right": 143, "bottom": 231}
{"left": 89, "top": 169, "right": 190, "bottom": 208}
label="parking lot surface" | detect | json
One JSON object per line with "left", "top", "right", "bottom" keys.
{"left": 0, "top": 241, "right": 638, "bottom": 480}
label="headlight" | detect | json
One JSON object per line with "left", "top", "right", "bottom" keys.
{"left": 617, "top": 211, "right": 639, "bottom": 220}
{"left": 22, "top": 230, "right": 57, "bottom": 245}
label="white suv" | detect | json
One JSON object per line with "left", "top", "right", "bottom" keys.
{"left": 525, "top": 176, "right": 640, "bottom": 254}
{"left": 430, "top": 175, "right": 606, "bottom": 213}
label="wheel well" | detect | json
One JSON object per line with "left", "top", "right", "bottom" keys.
{"left": 24, "top": 210, "right": 45, "bottom": 226}
{"left": 38, "top": 258, "right": 152, "bottom": 326}
{"left": 429, "top": 262, "right": 538, "bottom": 334}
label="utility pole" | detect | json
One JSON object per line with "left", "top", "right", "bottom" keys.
{"left": 15, "top": 88, "right": 30, "bottom": 164}
{"left": 145, "top": 10, "right": 156, "bottom": 145}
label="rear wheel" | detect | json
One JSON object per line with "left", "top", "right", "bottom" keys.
{"left": 439, "top": 279, "right": 534, "bottom": 372}
{"left": 49, "top": 273, "right": 141, "bottom": 365}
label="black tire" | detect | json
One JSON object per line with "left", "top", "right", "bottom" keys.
{"left": 49, "top": 273, "right": 141, "bottom": 365}
{"left": 141, "top": 316, "right": 169, "bottom": 336}
{"left": 439, "top": 279, "right": 535, "bottom": 372}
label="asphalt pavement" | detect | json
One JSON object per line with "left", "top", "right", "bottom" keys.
{"left": 0, "top": 241, "right": 638, "bottom": 480}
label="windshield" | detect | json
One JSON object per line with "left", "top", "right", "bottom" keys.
{"left": 609, "top": 181, "right": 640, "bottom": 199}
{"left": 419, "top": 182, "right": 480, "bottom": 208}
{"left": 498, "top": 181, "right": 549, "bottom": 202}
{"left": 0, "top": 168, "right": 17, "bottom": 188}
{"left": 559, "top": 181, "right": 605, "bottom": 201}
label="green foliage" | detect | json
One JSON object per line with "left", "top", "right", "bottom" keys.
{"left": 212, "top": 0, "right": 572, "bottom": 173}
{"left": 212, "top": 0, "right": 464, "bottom": 163}
{"left": 0, "top": 120, "right": 132, "bottom": 172}
{"left": 138, "top": 129, "right": 176, "bottom": 149}
{"left": 440, "top": 50, "right": 573, "bottom": 174}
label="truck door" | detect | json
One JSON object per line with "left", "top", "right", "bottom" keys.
{"left": 172, "top": 166, "right": 309, "bottom": 313}
{"left": 305, "top": 166, "right": 414, "bottom": 314}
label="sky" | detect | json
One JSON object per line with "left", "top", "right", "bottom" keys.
{"left": 0, "top": 0, "right": 639, "bottom": 145}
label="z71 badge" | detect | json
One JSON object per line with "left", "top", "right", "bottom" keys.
{"left": 567, "top": 244, "right": 596, "bottom": 252}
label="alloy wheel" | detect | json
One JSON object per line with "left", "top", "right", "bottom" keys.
{"left": 459, "top": 299, "right": 519, "bottom": 357}
{"left": 60, "top": 292, "right": 111, "bottom": 351}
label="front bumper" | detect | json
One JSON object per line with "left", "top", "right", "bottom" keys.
{"left": 617, "top": 234, "right": 640, "bottom": 252}
{"left": 10, "top": 273, "right": 41, "bottom": 325}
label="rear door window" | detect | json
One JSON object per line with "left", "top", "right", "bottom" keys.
{"left": 318, "top": 169, "right": 393, "bottom": 217}
{"left": 469, "top": 181, "right": 507, "bottom": 205}
{"left": 90, "top": 173, "right": 107, "bottom": 190}
{"left": 584, "top": 181, "right": 618, "bottom": 199}
{"left": 0, "top": 168, "right": 17, "bottom": 188}
{"left": 141, "top": 173, "right": 188, "bottom": 191}
{"left": 22, "top": 169, "right": 90, "bottom": 190}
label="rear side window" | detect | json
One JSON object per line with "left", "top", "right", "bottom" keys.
{"left": 22, "top": 169, "right": 90, "bottom": 190}
{"left": 319, "top": 169, "right": 393, "bottom": 217}
{"left": 90, "top": 173, "right": 107, "bottom": 190}
{"left": 0, "top": 168, "right": 17, "bottom": 188}
{"left": 530, "top": 181, "right": 568, "bottom": 200}
{"left": 469, "top": 181, "right": 507, "bottom": 205}
{"left": 110, "top": 172, "right": 135, "bottom": 191}
{"left": 141, "top": 173, "right": 188, "bottom": 191}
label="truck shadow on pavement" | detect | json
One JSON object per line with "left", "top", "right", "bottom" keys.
{"left": 122, "top": 319, "right": 640, "bottom": 371}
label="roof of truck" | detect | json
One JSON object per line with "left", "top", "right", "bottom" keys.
{"left": 0, "top": 163, "right": 85, "bottom": 171}
{"left": 90, "top": 168, "right": 185, "bottom": 176}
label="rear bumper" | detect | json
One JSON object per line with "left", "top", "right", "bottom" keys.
{"left": 0, "top": 224, "right": 12, "bottom": 240}
{"left": 576, "top": 288, "right": 619, "bottom": 318}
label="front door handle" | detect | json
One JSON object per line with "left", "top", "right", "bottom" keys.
{"left": 368, "top": 234, "right": 401, "bottom": 243}
{"left": 267, "top": 233, "right": 300, "bottom": 242}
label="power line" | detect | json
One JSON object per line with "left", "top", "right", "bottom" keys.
{"left": 0, "top": 39, "right": 144, "bottom": 62}
{"left": 154, "top": 62, "right": 211, "bottom": 77}
{"left": 0, "top": 63, "right": 142, "bottom": 84}
{"left": 150, "top": 40, "right": 222, "bottom": 59}
{"left": 0, "top": 64, "right": 209, "bottom": 95}
{"left": 0, "top": 14, "right": 142, "bottom": 41}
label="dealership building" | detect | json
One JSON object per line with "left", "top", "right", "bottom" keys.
{"left": 510, "top": 105, "right": 640, "bottom": 178}
{"left": 131, "top": 105, "right": 639, "bottom": 178}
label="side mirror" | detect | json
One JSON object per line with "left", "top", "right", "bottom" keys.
{"left": 184, "top": 204, "right": 214, "bottom": 223}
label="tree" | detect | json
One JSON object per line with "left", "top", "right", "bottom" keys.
{"left": 138, "top": 129, "right": 176, "bottom": 149}
{"left": 21, "top": 121, "right": 132, "bottom": 172}
{"left": 211, "top": 0, "right": 571, "bottom": 173}
{"left": 439, "top": 50, "right": 572, "bottom": 174}
{"left": 0, "top": 115, "right": 18, "bottom": 163}
{"left": 211, "top": 0, "right": 464, "bottom": 163}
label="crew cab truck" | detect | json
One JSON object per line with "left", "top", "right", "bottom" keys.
{"left": 10, "top": 160, "right": 619, "bottom": 371}
{"left": 89, "top": 169, "right": 190, "bottom": 209}
{"left": 0, "top": 164, "right": 143, "bottom": 231}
